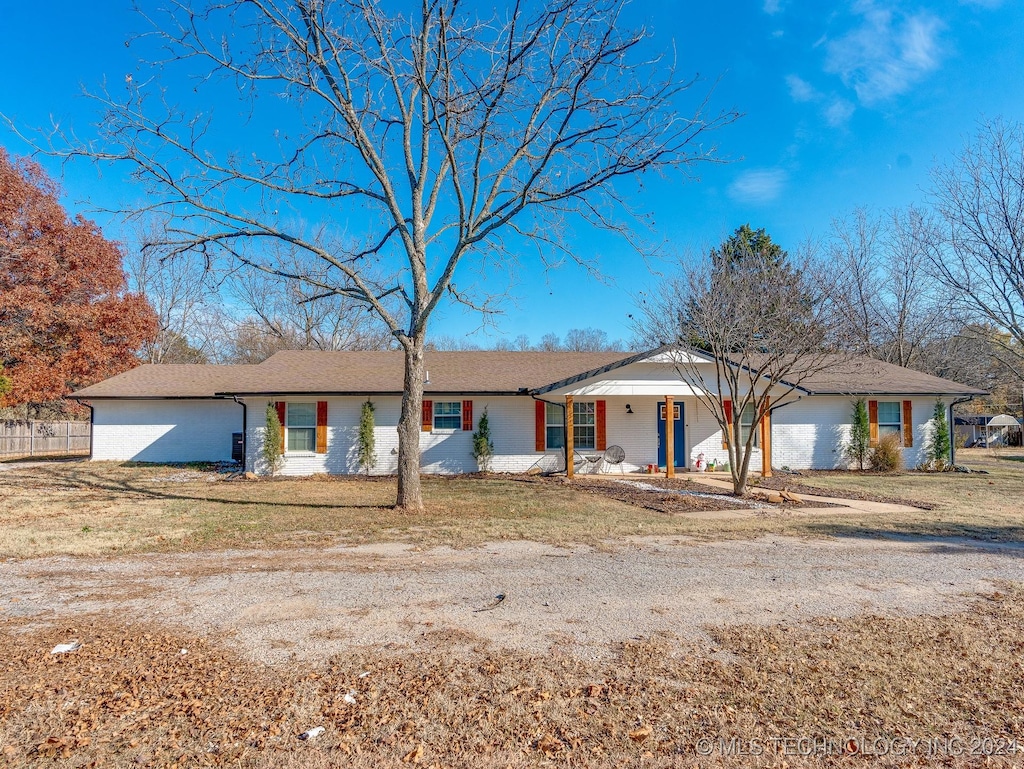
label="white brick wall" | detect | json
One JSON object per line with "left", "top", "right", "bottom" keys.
{"left": 771, "top": 395, "right": 947, "bottom": 470}
{"left": 94, "top": 391, "right": 950, "bottom": 474}
{"left": 92, "top": 399, "right": 242, "bottom": 462}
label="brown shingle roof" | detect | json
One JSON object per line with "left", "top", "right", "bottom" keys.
{"left": 785, "top": 356, "right": 987, "bottom": 396}
{"left": 70, "top": 364, "right": 265, "bottom": 399}
{"left": 232, "top": 350, "right": 631, "bottom": 394}
{"left": 69, "top": 351, "right": 631, "bottom": 398}
{"left": 69, "top": 349, "right": 985, "bottom": 399}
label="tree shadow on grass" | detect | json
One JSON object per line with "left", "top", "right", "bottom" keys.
{"left": 798, "top": 520, "right": 1024, "bottom": 555}
{"left": 4, "top": 464, "right": 393, "bottom": 512}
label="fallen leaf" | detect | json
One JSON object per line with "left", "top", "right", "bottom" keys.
{"left": 628, "top": 725, "right": 652, "bottom": 742}
{"left": 402, "top": 743, "right": 424, "bottom": 763}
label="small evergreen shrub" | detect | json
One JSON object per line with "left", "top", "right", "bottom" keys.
{"left": 868, "top": 432, "right": 904, "bottom": 473}
{"left": 263, "top": 402, "right": 284, "bottom": 476}
{"left": 472, "top": 408, "right": 495, "bottom": 471}
{"left": 358, "top": 400, "right": 377, "bottom": 475}
{"left": 928, "top": 399, "right": 951, "bottom": 470}
{"left": 845, "top": 398, "right": 871, "bottom": 470}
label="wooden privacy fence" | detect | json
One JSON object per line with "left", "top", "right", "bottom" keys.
{"left": 0, "top": 421, "right": 91, "bottom": 459}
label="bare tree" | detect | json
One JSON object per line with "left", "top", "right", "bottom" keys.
{"left": 563, "top": 327, "right": 624, "bottom": 351}
{"left": 929, "top": 118, "right": 1024, "bottom": 378}
{"left": 828, "top": 206, "right": 950, "bottom": 369}
{"left": 879, "top": 206, "right": 950, "bottom": 367}
{"left": 221, "top": 249, "right": 393, "bottom": 361}
{"left": 829, "top": 208, "right": 881, "bottom": 357}
{"left": 640, "top": 228, "right": 844, "bottom": 496}
{"left": 124, "top": 218, "right": 217, "bottom": 363}
{"left": 423, "top": 335, "right": 482, "bottom": 351}
{"left": 32, "top": 0, "right": 734, "bottom": 509}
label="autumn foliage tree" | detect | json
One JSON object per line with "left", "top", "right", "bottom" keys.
{"left": 0, "top": 150, "right": 156, "bottom": 416}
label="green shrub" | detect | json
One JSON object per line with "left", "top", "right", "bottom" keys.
{"left": 928, "top": 399, "right": 951, "bottom": 470}
{"left": 358, "top": 400, "right": 377, "bottom": 475}
{"left": 262, "top": 403, "right": 284, "bottom": 476}
{"left": 471, "top": 408, "right": 495, "bottom": 471}
{"left": 869, "top": 432, "right": 904, "bottom": 473}
{"left": 845, "top": 398, "right": 871, "bottom": 470}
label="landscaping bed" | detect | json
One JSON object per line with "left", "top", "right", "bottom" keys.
{"left": 750, "top": 472, "right": 936, "bottom": 509}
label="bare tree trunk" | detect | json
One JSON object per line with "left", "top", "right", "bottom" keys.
{"left": 396, "top": 338, "right": 426, "bottom": 511}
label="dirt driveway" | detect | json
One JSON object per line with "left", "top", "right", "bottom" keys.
{"left": 4, "top": 535, "right": 1021, "bottom": 664}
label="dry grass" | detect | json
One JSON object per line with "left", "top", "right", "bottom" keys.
{"left": 1, "top": 586, "right": 1022, "bottom": 768}
{"left": 754, "top": 448, "right": 1024, "bottom": 542}
{"left": 1, "top": 455, "right": 1023, "bottom": 556}
{"left": 0, "top": 462, "right": 702, "bottom": 557}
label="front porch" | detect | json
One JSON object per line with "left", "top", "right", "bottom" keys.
{"left": 547, "top": 393, "right": 773, "bottom": 480}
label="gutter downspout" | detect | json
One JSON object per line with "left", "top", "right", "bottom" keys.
{"left": 85, "top": 402, "right": 94, "bottom": 460}
{"left": 531, "top": 394, "right": 568, "bottom": 473}
{"left": 949, "top": 395, "right": 975, "bottom": 467}
{"left": 232, "top": 396, "right": 247, "bottom": 469}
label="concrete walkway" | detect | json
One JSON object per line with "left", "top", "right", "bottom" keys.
{"left": 686, "top": 473, "right": 924, "bottom": 515}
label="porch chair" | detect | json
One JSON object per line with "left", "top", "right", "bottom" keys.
{"left": 602, "top": 445, "right": 626, "bottom": 474}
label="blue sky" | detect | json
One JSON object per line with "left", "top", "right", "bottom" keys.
{"left": 2, "top": 0, "right": 1022, "bottom": 347}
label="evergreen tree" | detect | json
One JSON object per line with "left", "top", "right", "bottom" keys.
{"left": 472, "top": 408, "right": 495, "bottom": 471}
{"left": 262, "top": 403, "right": 284, "bottom": 476}
{"left": 358, "top": 400, "right": 377, "bottom": 475}
{"left": 846, "top": 398, "right": 871, "bottom": 470}
{"left": 930, "top": 399, "right": 951, "bottom": 469}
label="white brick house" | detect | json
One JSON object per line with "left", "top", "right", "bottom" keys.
{"left": 71, "top": 348, "right": 984, "bottom": 475}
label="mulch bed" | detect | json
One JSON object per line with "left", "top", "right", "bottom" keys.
{"left": 752, "top": 472, "right": 936, "bottom": 510}
{"left": 515, "top": 474, "right": 765, "bottom": 514}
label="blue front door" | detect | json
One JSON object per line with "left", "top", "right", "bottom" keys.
{"left": 657, "top": 401, "right": 685, "bottom": 468}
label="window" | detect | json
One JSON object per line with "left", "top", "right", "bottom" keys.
{"left": 286, "top": 402, "right": 316, "bottom": 452}
{"left": 545, "top": 402, "right": 564, "bottom": 449}
{"left": 877, "top": 401, "right": 901, "bottom": 440}
{"left": 739, "top": 403, "right": 759, "bottom": 446}
{"left": 433, "top": 401, "right": 461, "bottom": 430}
{"left": 573, "top": 401, "right": 596, "bottom": 450}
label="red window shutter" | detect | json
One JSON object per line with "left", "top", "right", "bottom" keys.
{"left": 422, "top": 400, "right": 433, "bottom": 431}
{"left": 535, "top": 400, "right": 546, "bottom": 452}
{"left": 868, "top": 400, "right": 879, "bottom": 447}
{"left": 275, "top": 402, "right": 287, "bottom": 455}
{"left": 902, "top": 400, "right": 913, "bottom": 447}
{"left": 462, "top": 400, "right": 473, "bottom": 432}
{"left": 722, "top": 400, "right": 733, "bottom": 449}
{"left": 595, "top": 400, "right": 607, "bottom": 451}
{"left": 316, "top": 401, "right": 328, "bottom": 454}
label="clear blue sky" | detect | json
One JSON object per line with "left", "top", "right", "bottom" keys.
{"left": 2, "top": 0, "right": 1022, "bottom": 347}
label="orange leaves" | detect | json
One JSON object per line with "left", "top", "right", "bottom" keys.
{"left": 0, "top": 149, "right": 157, "bottom": 409}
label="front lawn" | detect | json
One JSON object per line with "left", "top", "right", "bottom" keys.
{"left": 1, "top": 454, "right": 1021, "bottom": 557}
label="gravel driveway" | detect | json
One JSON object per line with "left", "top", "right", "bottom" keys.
{"left": 3, "top": 535, "right": 1022, "bottom": 664}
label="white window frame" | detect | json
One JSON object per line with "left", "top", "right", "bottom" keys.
{"left": 433, "top": 401, "right": 462, "bottom": 431}
{"left": 573, "top": 401, "right": 596, "bottom": 451}
{"left": 285, "top": 402, "right": 317, "bottom": 453}
{"left": 739, "top": 403, "right": 759, "bottom": 447}
{"left": 545, "top": 402, "right": 564, "bottom": 450}
{"left": 877, "top": 401, "right": 902, "bottom": 442}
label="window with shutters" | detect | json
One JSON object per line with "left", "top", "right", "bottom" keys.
{"left": 545, "top": 403, "right": 564, "bottom": 449}
{"left": 433, "top": 401, "right": 462, "bottom": 431}
{"left": 573, "top": 401, "right": 596, "bottom": 450}
{"left": 286, "top": 402, "right": 317, "bottom": 452}
{"left": 877, "top": 401, "right": 901, "bottom": 439}
{"left": 739, "top": 403, "right": 759, "bottom": 447}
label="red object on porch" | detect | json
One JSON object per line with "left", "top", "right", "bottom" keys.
{"left": 595, "top": 400, "right": 607, "bottom": 451}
